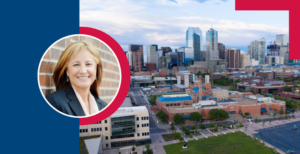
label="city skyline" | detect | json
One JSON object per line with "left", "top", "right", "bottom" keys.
{"left": 80, "top": 0, "right": 289, "bottom": 61}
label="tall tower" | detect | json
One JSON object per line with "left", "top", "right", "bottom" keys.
{"left": 129, "top": 44, "right": 144, "bottom": 72}
{"left": 186, "top": 27, "right": 204, "bottom": 61}
{"left": 249, "top": 38, "right": 266, "bottom": 64}
{"left": 206, "top": 28, "right": 219, "bottom": 68}
{"left": 147, "top": 44, "right": 158, "bottom": 67}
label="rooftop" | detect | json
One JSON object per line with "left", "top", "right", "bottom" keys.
{"left": 112, "top": 106, "right": 148, "bottom": 116}
{"left": 157, "top": 94, "right": 192, "bottom": 102}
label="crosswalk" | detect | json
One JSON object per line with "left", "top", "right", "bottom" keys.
{"left": 150, "top": 127, "right": 157, "bottom": 129}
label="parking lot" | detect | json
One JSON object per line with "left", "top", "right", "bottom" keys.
{"left": 256, "top": 121, "right": 300, "bottom": 153}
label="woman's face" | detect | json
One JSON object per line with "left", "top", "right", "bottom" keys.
{"left": 67, "top": 49, "right": 97, "bottom": 91}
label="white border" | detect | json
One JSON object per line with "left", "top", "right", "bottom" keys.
{"left": 37, "top": 34, "right": 121, "bottom": 118}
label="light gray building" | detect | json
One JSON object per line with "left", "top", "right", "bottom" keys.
{"left": 249, "top": 38, "right": 266, "bottom": 64}
{"left": 276, "top": 34, "right": 287, "bottom": 46}
{"left": 126, "top": 51, "right": 132, "bottom": 70}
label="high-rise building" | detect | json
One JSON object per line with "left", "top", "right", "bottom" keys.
{"left": 186, "top": 27, "right": 204, "bottom": 61}
{"left": 284, "top": 52, "right": 294, "bottom": 64}
{"left": 206, "top": 28, "right": 219, "bottom": 67}
{"left": 249, "top": 38, "right": 265, "bottom": 64}
{"left": 267, "top": 44, "right": 280, "bottom": 56}
{"left": 218, "top": 43, "right": 225, "bottom": 59}
{"left": 126, "top": 51, "right": 132, "bottom": 70}
{"left": 161, "top": 47, "right": 172, "bottom": 56}
{"left": 158, "top": 49, "right": 163, "bottom": 57}
{"left": 166, "top": 52, "right": 177, "bottom": 63}
{"left": 248, "top": 45, "right": 251, "bottom": 56}
{"left": 279, "top": 45, "right": 289, "bottom": 59}
{"left": 240, "top": 54, "right": 251, "bottom": 68}
{"left": 177, "top": 49, "right": 185, "bottom": 67}
{"left": 147, "top": 44, "right": 158, "bottom": 67}
{"left": 129, "top": 44, "right": 144, "bottom": 72}
{"left": 226, "top": 48, "right": 240, "bottom": 68}
{"left": 276, "top": 34, "right": 287, "bottom": 46}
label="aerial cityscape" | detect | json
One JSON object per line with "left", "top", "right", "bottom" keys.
{"left": 79, "top": 0, "right": 298, "bottom": 154}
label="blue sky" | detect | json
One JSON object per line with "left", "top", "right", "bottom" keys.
{"left": 80, "top": 0, "right": 288, "bottom": 61}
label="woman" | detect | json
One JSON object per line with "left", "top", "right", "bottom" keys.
{"left": 46, "top": 41, "right": 107, "bottom": 117}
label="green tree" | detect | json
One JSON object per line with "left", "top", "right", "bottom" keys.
{"left": 181, "top": 124, "right": 186, "bottom": 131}
{"left": 170, "top": 124, "right": 176, "bottom": 133}
{"left": 208, "top": 109, "right": 229, "bottom": 120}
{"left": 174, "top": 132, "right": 181, "bottom": 139}
{"left": 262, "top": 122, "right": 265, "bottom": 126}
{"left": 185, "top": 129, "right": 191, "bottom": 135}
{"left": 189, "top": 112, "right": 203, "bottom": 123}
{"left": 156, "top": 111, "right": 168, "bottom": 122}
{"left": 234, "top": 79, "right": 241, "bottom": 83}
{"left": 191, "top": 125, "right": 196, "bottom": 131}
{"left": 179, "top": 136, "right": 184, "bottom": 142}
{"left": 145, "top": 144, "right": 152, "bottom": 154}
{"left": 200, "top": 122, "right": 206, "bottom": 129}
{"left": 279, "top": 109, "right": 284, "bottom": 115}
{"left": 132, "top": 146, "right": 135, "bottom": 152}
{"left": 255, "top": 117, "right": 259, "bottom": 123}
{"left": 245, "top": 126, "right": 248, "bottom": 131}
{"left": 173, "top": 114, "right": 185, "bottom": 125}
{"left": 283, "top": 86, "right": 292, "bottom": 92}
{"left": 213, "top": 125, "right": 219, "bottom": 131}
{"left": 269, "top": 120, "right": 271, "bottom": 125}
{"left": 209, "top": 122, "right": 214, "bottom": 128}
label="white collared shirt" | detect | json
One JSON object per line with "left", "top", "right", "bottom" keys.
{"left": 72, "top": 88, "right": 98, "bottom": 116}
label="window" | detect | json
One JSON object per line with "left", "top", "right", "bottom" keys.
{"left": 137, "top": 133, "right": 140, "bottom": 136}
{"left": 170, "top": 104, "right": 173, "bottom": 106}
{"left": 105, "top": 120, "right": 107, "bottom": 123}
{"left": 105, "top": 127, "right": 108, "bottom": 131}
{"left": 147, "top": 117, "right": 149, "bottom": 120}
{"left": 174, "top": 104, "right": 176, "bottom": 106}
{"left": 137, "top": 124, "right": 139, "bottom": 128}
{"left": 142, "top": 117, "right": 144, "bottom": 120}
{"left": 167, "top": 104, "right": 169, "bottom": 107}
{"left": 106, "top": 136, "right": 108, "bottom": 140}
{"left": 106, "top": 144, "right": 108, "bottom": 148}
{"left": 182, "top": 113, "right": 184, "bottom": 115}
{"left": 137, "top": 117, "right": 139, "bottom": 121}
{"left": 147, "top": 123, "right": 149, "bottom": 127}
{"left": 178, "top": 103, "right": 180, "bottom": 106}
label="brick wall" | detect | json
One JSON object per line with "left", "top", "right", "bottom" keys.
{"left": 39, "top": 35, "right": 120, "bottom": 104}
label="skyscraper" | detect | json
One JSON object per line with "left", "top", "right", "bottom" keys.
{"left": 126, "top": 51, "right": 132, "bottom": 70}
{"left": 226, "top": 48, "right": 240, "bottom": 68}
{"left": 147, "top": 44, "right": 158, "bottom": 67}
{"left": 206, "top": 28, "right": 219, "bottom": 64}
{"left": 249, "top": 38, "right": 266, "bottom": 64}
{"left": 276, "top": 34, "right": 287, "bottom": 46}
{"left": 129, "top": 44, "right": 144, "bottom": 72}
{"left": 186, "top": 27, "right": 204, "bottom": 61}
{"left": 218, "top": 43, "right": 225, "bottom": 59}
{"left": 161, "top": 47, "right": 172, "bottom": 56}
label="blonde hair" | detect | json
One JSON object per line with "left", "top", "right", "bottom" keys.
{"left": 53, "top": 41, "right": 103, "bottom": 96}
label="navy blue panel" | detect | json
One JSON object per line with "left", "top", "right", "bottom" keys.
{"left": 0, "top": 0, "right": 79, "bottom": 153}
{"left": 261, "top": 108, "right": 267, "bottom": 112}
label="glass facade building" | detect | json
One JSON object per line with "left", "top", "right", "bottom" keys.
{"left": 186, "top": 27, "right": 203, "bottom": 61}
{"left": 249, "top": 38, "right": 265, "bottom": 64}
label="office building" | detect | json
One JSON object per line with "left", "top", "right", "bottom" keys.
{"left": 161, "top": 47, "right": 172, "bottom": 56}
{"left": 177, "top": 49, "right": 185, "bottom": 67}
{"left": 186, "top": 27, "right": 204, "bottom": 61}
{"left": 147, "top": 44, "right": 158, "bottom": 67}
{"left": 80, "top": 106, "right": 151, "bottom": 152}
{"left": 267, "top": 56, "right": 284, "bottom": 66}
{"left": 218, "top": 43, "right": 225, "bottom": 59}
{"left": 126, "top": 51, "right": 132, "bottom": 70}
{"left": 206, "top": 28, "right": 219, "bottom": 68}
{"left": 276, "top": 34, "right": 287, "bottom": 46}
{"left": 129, "top": 44, "right": 144, "bottom": 72}
{"left": 226, "top": 48, "right": 241, "bottom": 68}
{"left": 240, "top": 54, "right": 251, "bottom": 68}
{"left": 249, "top": 38, "right": 266, "bottom": 64}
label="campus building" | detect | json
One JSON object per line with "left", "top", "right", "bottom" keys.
{"left": 80, "top": 106, "right": 151, "bottom": 153}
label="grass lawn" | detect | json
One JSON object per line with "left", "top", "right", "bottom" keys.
{"left": 162, "top": 134, "right": 178, "bottom": 142}
{"left": 79, "top": 135, "right": 100, "bottom": 154}
{"left": 164, "top": 132, "right": 279, "bottom": 154}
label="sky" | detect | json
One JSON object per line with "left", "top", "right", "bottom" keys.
{"left": 80, "top": 0, "right": 289, "bottom": 62}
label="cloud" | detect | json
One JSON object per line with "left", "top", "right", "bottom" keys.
{"left": 80, "top": 0, "right": 288, "bottom": 51}
{"left": 221, "top": 0, "right": 228, "bottom": 2}
{"left": 215, "top": 3, "right": 220, "bottom": 5}
{"left": 168, "top": 0, "right": 177, "bottom": 3}
{"left": 193, "top": 0, "right": 209, "bottom": 3}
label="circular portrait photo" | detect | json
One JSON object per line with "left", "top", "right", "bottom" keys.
{"left": 38, "top": 35, "right": 121, "bottom": 118}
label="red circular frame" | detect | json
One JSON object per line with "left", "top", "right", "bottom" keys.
{"left": 79, "top": 27, "right": 130, "bottom": 125}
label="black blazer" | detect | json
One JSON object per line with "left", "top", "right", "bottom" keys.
{"left": 46, "top": 85, "right": 107, "bottom": 116}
